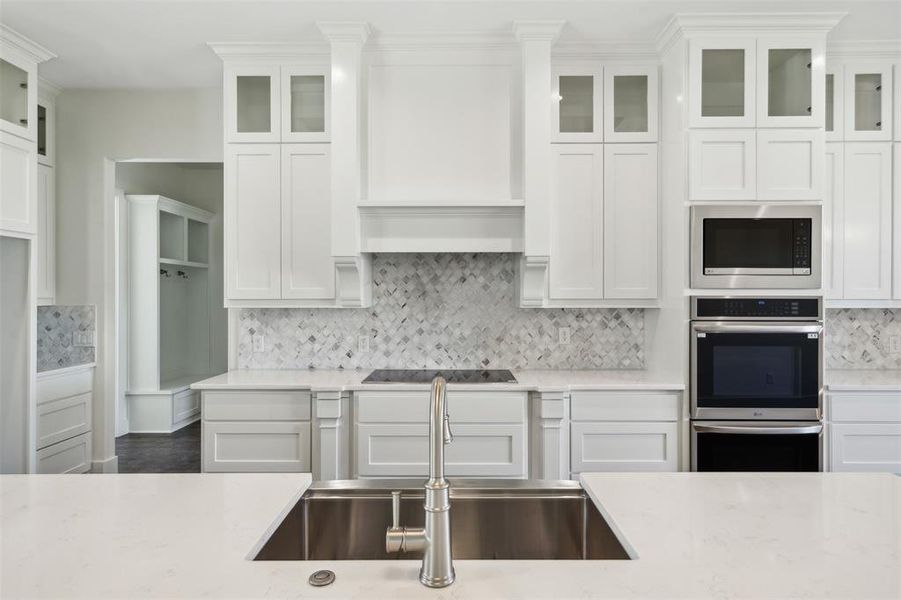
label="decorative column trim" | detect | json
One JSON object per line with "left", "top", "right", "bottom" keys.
{"left": 313, "top": 390, "right": 350, "bottom": 480}
{"left": 317, "top": 22, "right": 372, "bottom": 44}
{"left": 531, "top": 391, "right": 570, "bottom": 480}
{"left": 512, "top": 20, "right": 566, "bottom": 43}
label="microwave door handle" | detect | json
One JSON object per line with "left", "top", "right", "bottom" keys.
{"left": 693, "top": 424, "right": 823, "bottom": 435}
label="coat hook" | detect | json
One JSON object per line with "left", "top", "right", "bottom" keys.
{"left": 160, "top": 269, "right": 170, "bottom": 277}
{"left": 177, "top": 270, "right": 188, "bottom": 279}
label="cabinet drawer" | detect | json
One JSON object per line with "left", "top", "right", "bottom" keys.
{"left": 571, "top": 392, "right": 681, "bottom": 422}
{"left": 203, "top": 421, "right": 312, "bottom": 472}
{"left": 37, "top": 391, "right": 91, "bottom": 450}
{"left": 830, "top": 423, "right": 901, "bottom": 472}
{"left": 173, "top": 389, "right": 200, "bottom": 424}
{"left": 571, "top": 421, "right": 678, "bottom": 473}
{"left": 202, "top": 391, "right": 311, "bottom": 421}
{"left": 37, "top": 366, "right": 93, "bottom": 404}
{"left": 828, "top": 393, "right": 901, "bottom": 422}
{"left": 356, "top": 423, "right": 526, "bottom": 478}
{"left": 36, "top": 432, "right": 92, "bottom": 474}
{"left": 356, "top": 391, "right": 527, "bottom": 424}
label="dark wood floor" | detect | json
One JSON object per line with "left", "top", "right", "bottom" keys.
{"left": 115, "top": 421, "right": 201, "bottom": 473}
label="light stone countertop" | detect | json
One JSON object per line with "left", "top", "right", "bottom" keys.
{"left": 191, "top": 368, "right": 685, "bottom": 393}
{"left": 1, "top": 472, "right": 899, "bottom": 599}
{"left": 826, "top": 369, "right": 901, "bottom": 391}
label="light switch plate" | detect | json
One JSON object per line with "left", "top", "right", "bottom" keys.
{"left": 890, "top": 335, "right": 901, "bottom": 354}
{"left": 252, "top": 335, "right": 265, "bottom": 353}
{"left": 357, "top": 335, "right": 370, "bottom": 353}
{"left": 558, "top": 327, "right": 571, "bottom": 345}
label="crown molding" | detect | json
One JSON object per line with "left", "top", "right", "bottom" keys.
{"left": 656, "top": 12, "right": 847, "bottom": 52}
{"left": 554, "top": 41, "right": 659, "bottom": 63}
{"left": 207, "top": 42, "right": 329, "bottom": 61}
{"left": 827, "top": 40, "right": 901, "bottom": 60}
{"left": 1, "top": 24, "right": 56, "bottom": 63}
{"left": 37, "top": 76, "right": 63, "bottom": 98}
{"left": 317, "top": 21, "right": 371, "bottom": 45}
{"left": 513, "top": 20, "right": 566, "bottom": 44}
{"left": 368, "top": 31, "right": 517, "bottom": 52}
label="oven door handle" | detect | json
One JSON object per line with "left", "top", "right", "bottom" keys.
{"left": 693, "top": 323, "right": 823, "bottom": 335}
{"left": 693, "top": 424, "right": 823, "bottom": 435}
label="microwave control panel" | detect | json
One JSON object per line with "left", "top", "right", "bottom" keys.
{"left": 793, "top": 219, "right": 811, "bottom": 272}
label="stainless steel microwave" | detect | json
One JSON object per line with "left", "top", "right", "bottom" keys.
{"left": 691, "top": 205, "right": 821, "bottom": 289}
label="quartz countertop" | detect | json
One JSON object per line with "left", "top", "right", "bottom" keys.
{"left": 826, "top": 369, "right": 901, "bottom": 391}
{"left": 1, "top": 472, "right": 898, "bottom": 599}
{"left": 191, "top": 368, "right": 684, "bottom": 392}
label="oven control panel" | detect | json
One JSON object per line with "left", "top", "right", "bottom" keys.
{"left": 693, "top": 297, "right": 821, "bottom": 319}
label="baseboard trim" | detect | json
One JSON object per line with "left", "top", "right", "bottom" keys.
{"left": 91, "top": 455, "right": 119, "bottom": 473}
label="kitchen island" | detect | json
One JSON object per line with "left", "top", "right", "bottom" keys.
{"left": 1, "top": 472, "right": 898, "bottom": 599}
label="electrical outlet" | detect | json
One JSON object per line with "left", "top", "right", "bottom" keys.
{"left": 72, "top": 330, "right": 94, "bottom": 347}
{"left": 252, "top": 335, "right": 265, "bottom": 353}
{"left": 890, "top": 335, "right": 901, "bottom": 354}
{"left": 357, "top": 335, "right": 370, "bottom": 353}
{"left": 558, "top": 327, "right": 571, "bottom": 345}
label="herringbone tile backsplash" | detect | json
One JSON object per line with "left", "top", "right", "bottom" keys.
{"left": 826, "top": 308, "right": 901, "bottom": 369}
{"left": 238, "top": 253, "right": 645, "bottom": 370}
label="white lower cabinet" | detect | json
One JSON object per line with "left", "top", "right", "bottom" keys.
{"left": 35, "top": 365, "right": 94, "bottom": 474}
{"left": 827, "top": 392, "right": 901, "bottom": 473}
{"left": 354, "top": 391, "right": 528, "bottom": 478}
{"left": 201, "top": 390, "right": 313, "bottom": 472}
{"left": 570, "top": 391, "right": 681, "bottom": 474}
{"left": 127, "top": 388, "right": 200, "bottom": 433}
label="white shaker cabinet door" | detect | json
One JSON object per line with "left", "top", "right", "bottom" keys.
{"left": 895, "top": 144, "right": 901, "bottom": 298}
{"left": 0, "top": 131, "right": 37, "bottom": 235}
{"left": 688, "top": 129, "right": 756, "bottom": 201}
{"left": 36, "top": 162, "right": 54, "bottom": 304}
{"left": 281, "top": 144, "right": 334, "bottom": 300}
{"left": 571, "top": 421, "right": 679, "bottom": 473}
{"left": 603, "top": 144, "right": 658, "bottom": 299}
{"left": 830, "top": 423, "right": 901, "bottom": 473}
{"left": 549, "top": 144, "right": 604, "bottom": 300}
{"left": 842, "top": 142, "right": 892, "bottom": 300}
{"left": 757, "top": 129, "right": 824, "bottom": 201}
{"left": 225, "top": 144, "right": 282, "bottom": 300}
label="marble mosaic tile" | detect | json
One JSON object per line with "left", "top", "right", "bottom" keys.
{"left": 238, "top": 253, "right": 645, "bottom": 370}
{"left": 36, "top": 305, "right": 96, "bottom": 372}
{"left": 826, "top": 308, "right": 901, "bottom": 370}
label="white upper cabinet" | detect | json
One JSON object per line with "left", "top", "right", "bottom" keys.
{"left": 756, "top": 38, "right": 825, "bottom": 128}
{"left": 844, "top": 62, "right": 893, "bottom": 141}
{"left": 895, "top": 64, "right": 901, "bottom": 141}
{"left": 36, "top": 163, "right": 54, "bottom": 304}
{"left": 841, "top": 142, "right": 892, "bottom": 300}
{"left": 0, "top": 55, "right": 37, "bottom": 141}
{"left": 280, "top": 66, "right": 329, "bottom": 143}
{"left": 603, "top": 144, "right": 657, "bottom": 298}
{"left": 689, "top": 38, "right": 756, "bottom": 128}
{"left": 757, "top": 129, "right": 823, "bottom": 201}
{"left": 603, "top": 66, "right": 658, "bottom": 143}
{"left": 689, "top": 129, "right": 756, "bottom": 200}
{"left": 224, "top": 65, "right": 281, "bottom": 143}
{"left": 224, "top": 144, "right": 282, "bottom": 299}
{"left": 549, "top": 144, "right": 604, "bottom": 300}
{"left": 0, "top": 131, "right": 37, "bottom": 235}
{"left": 552, "top": 66, "right": 602, "bottom": 142}
{"left": 281, "top": 144, "right": 334, "bottom": 300}
{"left": 894, "top": 143, "right": 901, "bottom": 299}
{"left": 825, "top": 64, "right": 844, "bottom": 142}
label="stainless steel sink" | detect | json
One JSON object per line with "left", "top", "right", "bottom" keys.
{"left": 254, "top": 480, "right": 633, "bottom": 561}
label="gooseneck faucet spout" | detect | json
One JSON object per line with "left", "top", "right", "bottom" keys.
{"left": 385, "top": 375, "right": 455, "bottom": 588}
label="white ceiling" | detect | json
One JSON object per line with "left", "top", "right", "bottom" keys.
{"left": 2, "top": 0, "right": 899, "bottom": 89}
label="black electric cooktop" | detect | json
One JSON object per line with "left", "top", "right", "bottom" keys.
{"left": 362, "top": 369, "right": 517, "bottom": 384}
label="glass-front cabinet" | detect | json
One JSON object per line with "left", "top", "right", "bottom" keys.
{"left": 552, "top": 66, "right": 602, "bottom": 142}
{"left": 281, "top": 67, "right": 329, "bottom": 142}
{"left": 756, "top": 38, "right": 824, "bottom": 128}
{"left": 825, "top": 65, "right": 843, "bottom": 141}
{"left": 603, "top": 66, "right": 658, "bottom": 142}
{"left": 690, "top": 39, "right": 756, "bottom": 128}
{"left": 844, "top": 63, "right": 893, "bottom": 141}
{"left": 0, "top": 55, "right": 37, "bottom": 141}
{"left": 224, "top": 65, "right": 281, "bottom": 143}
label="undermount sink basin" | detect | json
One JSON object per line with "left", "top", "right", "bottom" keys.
{"left": 254, "top": 480, "right": 633, "bottom": 561}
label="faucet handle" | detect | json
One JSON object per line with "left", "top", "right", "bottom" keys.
{"left": 391, "top": 491, "right": 402, "bottom": 529}
{"left": 443, "top": 413, "right": 453, "bottom": 445}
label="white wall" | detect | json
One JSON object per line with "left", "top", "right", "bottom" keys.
{"left": 55, "top": 88, "right": 222, "bottom": 469}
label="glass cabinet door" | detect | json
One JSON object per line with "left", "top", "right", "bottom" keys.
{"left": 281, "top": 67, "right": 330, "bottom": 142}
{"left": 844, "top": 63, "right": 893, "bottom": 141}
{"left": 0, "top": 57, "right": 36, "bottom": 141}
{"left": 757, "top": 39, "right": 824, "bottom": 128}
{"left": 825, "top": 65, "right": 844, "bottom": 141}
{"left": 552, "top": 67, "right": 602, "bottom": 142}
{"left": 225, "top": 65, "right": 280, "bottom": 143}
{"left": 690, "top": 39, "right": 756, "bottom": 128}
{"left": 604, "top": 66, "right": 658, "bottom": 142}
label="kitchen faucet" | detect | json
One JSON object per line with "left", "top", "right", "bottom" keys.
{"left": 385, "top": 375, "right": 455, "bottom": 587}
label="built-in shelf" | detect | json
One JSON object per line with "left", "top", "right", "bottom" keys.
{"left": 160, "top": 258, "right": 208, "bottom": 269}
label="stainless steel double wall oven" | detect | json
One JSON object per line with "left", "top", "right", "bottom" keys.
{"left": 690, "top": 297, "right": 824, "bottom": 472}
